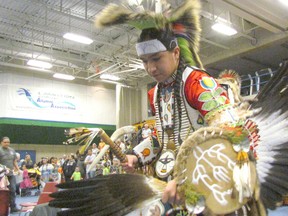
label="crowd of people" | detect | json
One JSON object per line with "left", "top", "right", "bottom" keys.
{"left": 0, "top": 135, "right": 139, "bottom": 214}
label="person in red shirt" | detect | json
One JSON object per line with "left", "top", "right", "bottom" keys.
{"left": 94, "top": 1, "right": 242, "bottom": 214}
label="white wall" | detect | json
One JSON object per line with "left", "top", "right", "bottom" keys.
{"left": 0, "top": 73, "right": 116, "bottom": 125}
{"left": 10, "top": 143, "right": 79, "bottom": 163}
{"left": 140, "top": 84, "right": 149, "bottom": 121}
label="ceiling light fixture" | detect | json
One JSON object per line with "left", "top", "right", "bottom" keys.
{"left": 63, "top": 33, "right": 93, "bottom": 45}
{"left": 211, "top": 22, "right": 237, "bottom": 36}
{"left": 100, "top": 74, "right": 121, "bottom": 81}
{"left": 27, "top": 59, "right": 53, "bottom": 69}
{"left": 279, "top": 0, "right": 288, "bottom": 6}
{"left": 53, "top": 73, "right": 75, "bottom": 80}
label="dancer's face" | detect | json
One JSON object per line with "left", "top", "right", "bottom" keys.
{"left": 140, "top": 47, "right": 180, "bottom": 83}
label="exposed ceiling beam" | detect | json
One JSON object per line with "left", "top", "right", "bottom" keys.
{"left": 241, "top": 56, "right": 274, "bottom": 68}
{"left": 206, "top": 0, "right": 285, "bottom": 33}
{"left": 201, "top": 38, "right": 230, "bottom": 50}
{"left": 203, "top": 32, "right": 288, "bottom": 65}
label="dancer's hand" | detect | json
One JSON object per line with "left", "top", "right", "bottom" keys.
{"left": 162, "top": 179, "right": 183, "bottom": 205}
{"left": 149, "top": 204, "right": 161, "bottom": 216}
{"left": 121, "top": 154, "right": 138, "bottom": 173}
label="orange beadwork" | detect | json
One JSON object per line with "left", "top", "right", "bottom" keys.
{"left": 141, "top": 148, "right": 151, "bottom": 158}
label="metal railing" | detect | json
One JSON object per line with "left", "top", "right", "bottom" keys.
{"left": 240, "top": 68, "right": 276, "bottom": 96}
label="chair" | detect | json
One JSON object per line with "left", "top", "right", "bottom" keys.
{"left": 0, "top": 190, "right": 9, "bottom": 216}
{"left": 18, "top": 182, "right": 58, "bottom": 216}
{"left": 42, "top": 182, "right": 58, "bottom": 193}
{"left": 36, "top": 192, "right": 54, "bottom": 204}
{"left": 18, "top": 193, "right": 56, "bottom": 216}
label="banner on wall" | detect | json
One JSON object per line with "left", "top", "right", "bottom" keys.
{"left": 0, "top": 77, "right": 116, "bottom": 125}
{"left": 10, "top": 87, "right": 78, "bottom": 112}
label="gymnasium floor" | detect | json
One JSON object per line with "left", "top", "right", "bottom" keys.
{"left": 10, "top": 195, "right": 288, "bottom": 216}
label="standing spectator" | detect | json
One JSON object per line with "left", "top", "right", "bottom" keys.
{"left": 98, "top": 139, "right": 106, "bottom": 151}
{"left": 102, "top": 163, "right": 110, "bottom": 176}
{"left": 21, "top": 154, "right": 34, "bottom": 169}
{"left": 62, "top": 154, "right": 76, "bottom": 182}
{"left": 91, "top": 143, "right": 99, "bottom": 156}
{"left": 115, "top": 139, "right": 126, "bottom": 153}
{"left": 70, "top": 166, "right": 82, "bottom": 181}
{"left": 16, "top": 153, "right": 21, "bottom": 168}
{"left": 15, "top": 152, "right": 23, "bottom": 195}
{"left": 75, "top": 151, "right": 86, "bottom": 179}
{"left": 37, "top": 157, "right": 45, "bottom": 168}
{"left": 149, "top": 124, "right": 157, "bottom": 137}
{"left": 141, "top": 123, "right": 152, "bottom": 140}
{"left": 0, "top": 136, "right": 20, "bottom": 213}
{"left": 49, "top": 157, "right": 60, "bottom": 183}
{"left": 84, "top": 149, "right": 96, "bottom": 179}
{"left": 60, "top": 154, "right": 67, "bottom": 167}
{"left": 39, "top": 157, "right": 54, "bottom": 189}
{"left": 134, "top": 125, "right": 143, "bottom": 145}
{"left": 110, "top": 158, "right": 121, "bottom": 174}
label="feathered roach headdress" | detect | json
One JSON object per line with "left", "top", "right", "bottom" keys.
{"left": 217, "top": 69, "right": 243, "bottom": 104}
{"left": 95, "top": 0, "right": 203, "bottom": 69}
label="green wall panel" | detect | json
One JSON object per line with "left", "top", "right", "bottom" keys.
{"left": 0, "top": 118, "right": 116, "bottom": 145}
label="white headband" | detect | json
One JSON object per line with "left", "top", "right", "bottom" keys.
{"left": 135, "top": 39, "right": 167, "bottom": 56}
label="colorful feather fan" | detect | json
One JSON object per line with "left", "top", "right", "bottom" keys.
{"left": 250, "top": 60, "right": 288, "bottom": 209}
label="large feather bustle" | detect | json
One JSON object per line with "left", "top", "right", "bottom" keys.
{"left": 49, "top": 174, "right": 167, "bottom": 216}
{"left": 249, "top": 61, "right": 288, "bottom": 209}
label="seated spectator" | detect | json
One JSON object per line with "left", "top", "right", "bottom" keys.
{"left": 21, "top": 154, "right": 34, "bottom": 169}
{"left": 19, "top": 164, "right": 34, "bottom": 196}
{"left": 0, "top": 164, "right": 9, "bottom": 190}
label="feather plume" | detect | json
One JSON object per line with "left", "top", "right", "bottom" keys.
{"left": 95, "top": 4, "right": 132, "bottom": 28}
{"left": 49, "top": 174, "right": 166, "bottom": 216}
{"left": 170, "top": 0, "right": 202, "bottom": 68}
{"left": 63, "top": 128, "right": 100, "bottom": 155}
{"left": 94, "top": 0, "right": 203, "bottom": 68}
